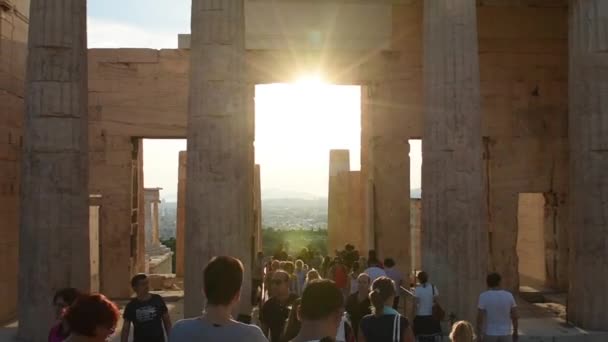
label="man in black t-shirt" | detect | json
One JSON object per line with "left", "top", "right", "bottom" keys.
{"left": 261, "top": 270, "right": 298, "bottom": 341}
{"left": 120, "top": 274, "right": 172, "bottom": 342}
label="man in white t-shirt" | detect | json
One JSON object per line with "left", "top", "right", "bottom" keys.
{"left": 477, "top": 273, "right": 519, "bottom": 342}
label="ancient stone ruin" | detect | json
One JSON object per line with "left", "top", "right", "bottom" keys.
{"left": 0, "top": 0, "right": 607, "bottom": 340}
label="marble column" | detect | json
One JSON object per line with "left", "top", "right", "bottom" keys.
{"left": 568, "top": 0, "right": 608, "bottom": 330}
{"left": 254, "top": 164, "right": 263, "bottom": 254}
{"left": 347, "top": 171, "right": 365, "bottom": 252}
{"left": 368, "top": 82, "right": 411, "bottom": 281}
{"left": 144, "top": 189, "right": 155, "bottom": 249}
{"left": 328, "top": 150, "right": 350, "bottom": 254}
{"left": 371, "top": 136, "right": 410, "bottom": 277}
{"left": 136, "top": 140, "right": 146, "bottom": 273}
{"left": 152, "top": 199, "right": 160, "bottom": 247}
{"left": 18, "top": 0, "right": 89, "bottom": 340}
{"left": 186, "top": 0, "right": 253, "bottom": 319}
{"left": 176, "top": 151, "right": 187, "bottom": 277}
{"left": 422, "top": 0, "right": 487, "bottom": 322}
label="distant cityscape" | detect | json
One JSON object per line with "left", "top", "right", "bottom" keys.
{"left": 158, "top": 188, "right": 421, "bottom": 239}
{"left": 158, "top": 197, "right": 328, "bottom": 239}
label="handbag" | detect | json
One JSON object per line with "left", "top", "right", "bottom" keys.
{"left": 431, "top": 284, "right": 446, "bottom": 321}
{"left": 392, "top": 313, "right": 402, "bottom": 342}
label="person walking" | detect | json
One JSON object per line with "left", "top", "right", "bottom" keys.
{"left": 359, "top": 277, "right": 415, "bottom": 342}
{"left": 63, "top": 294, "right": 121, "bottom": 342}
{"left": 261, "top": 270, "right": 299, "bottom": 342}
{"left": 412, "top": 271, "right": 442, "bottom": 340}
{"left": 450, "top": 321, "right": 476, "bottom": 342}
{"left": 363, "top": 261, "right": 386, "bottom": 283}
{"left": 295, "top": 260, "right": 307, "bottom": 296}
{"left": 169, "top": 256, "right": 268, "bottom": 341}
{"left": 303, "top": 269, "right": 321, "bottom": 293}
{"left": 345, "top": 274, "right": 371, "bottom": 339}
{"left": 284, "top": 261, "right": 300, "bottom": 295}
{"left": 348, "top": 262, "right": 362, "bottom": 295}
{"left": 49, "top": 288, "right": 81, "bottom": 342}
{"left": 383, "top": 258, "right": 403, "bottom": 309}
{"left": 265, "top": 259, "right": 281, "bottom": 298}
{"left": 121, "top": 274, "right": 172, "bottom": 342}
{"left": 289, "top": 280, "right": 347, "bottom": 342}
{"left": 332, "top": 258, "right": 349, "bottom": 298}
{"left": 253, "top": 251, "right": 266, "bottom": 306}
{"left": 477, "top": 273, "right": 519, "bottom": 342}
{"left": 321, "top": 256, "right": 333, "bottom": 279}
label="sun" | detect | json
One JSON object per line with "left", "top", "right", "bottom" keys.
{"left": 294, "top": 74, "right": 327, "bottom": 90}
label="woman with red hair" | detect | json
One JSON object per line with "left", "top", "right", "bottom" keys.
{"left": 63, "top": 294, "right": 120, "bottom": 342}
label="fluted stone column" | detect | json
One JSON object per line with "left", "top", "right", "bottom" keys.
{"left": 568, "top": 0, "right": 608, "bottom": 330}
{"left": 152, "top": 199, "right": 160, "bottom": 246}
{"left": 176, "top": 151, "right": 187, "bottom": 277}
{"left": 254, "top": 164, "right": 263, "bottom": 253}
{"left": 368, "top": 82, "right": 411, "bottom": 282}
{"left": 144, "top": 189, "right": 155, "bottom": 249}
{"left": 186, "top": 0, "right": 253, "bottom": 318}
{"left": 18, "top": 1, "right": 89, "bottom": 340}
{"left": 372, "top": 136, "right": 410, "bottom": 277}
{"left": 422, "top": 0, "right": 487, "bottom": 322}
{"left": 328, "top": 150, "right": 350, "bottom": 254}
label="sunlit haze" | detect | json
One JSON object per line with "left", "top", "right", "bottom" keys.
{"left": 89, "top": 1, "right": 422, "bottom": 202}
{"left": 255, "top": 80, "right": 361, "bottom": 198}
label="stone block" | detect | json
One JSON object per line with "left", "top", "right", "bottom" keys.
{"left": 148, "top": 274, "right": 176, "bottom": 291}
{"left": 478, "top": 7, "right": 567, "bottom": 40}
{"left": 117, "top": 49, "right": 159, "bottom": 64}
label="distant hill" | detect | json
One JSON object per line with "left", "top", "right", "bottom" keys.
{"left": 262, "top": 188, "right": 322, "bottom": 200}
{"left": 262, "top": 197, "right": 327, "bottom": 230}
{"left": 263, "top": 197, "right": 327, "bottom": 209}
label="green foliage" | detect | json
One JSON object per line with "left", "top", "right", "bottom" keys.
{"left": 161, "top": 237, "right": 177, "bottom": 272}
{"left": 262, "top": 228, "right": 328, "bottom": 257}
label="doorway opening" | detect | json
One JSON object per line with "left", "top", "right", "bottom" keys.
{"left": 255, "top": 80, "right": 361, "bottom": 259}
{"left": 516, "top": 193, "right": 547, "bottom": 289}
{"left": 141, "top": 139, "right": 186, "bottom": 278}
{"left": 409, "top": 139, "right": 422, "bottom": 273}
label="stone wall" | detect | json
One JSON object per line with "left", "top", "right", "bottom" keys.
{"left": 0, "top": 0, "right": 28, "bottom": 323}
{"left": 478, "top": 5, "right": 569, "bottom": 291}
{"left": 82, "top": 1, "right": 568, "bottom": 298}
{"left": 517, "top": 193, "right": 546, "bottom": 288}
{"left": 88, "top": 49, "right": 189, "bottom": 298}
{"left": 389, "top": 2, "right": 569, "bottom": 291}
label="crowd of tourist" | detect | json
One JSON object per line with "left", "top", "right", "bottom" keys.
{"left": 47, "top": 246, "right": 518, "bottom": 342}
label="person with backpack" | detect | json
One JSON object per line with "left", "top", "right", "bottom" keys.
{"left": 358, "top": 277, "right": 415, "bottom": 342}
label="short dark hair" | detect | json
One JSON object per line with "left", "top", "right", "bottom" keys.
{"left": 299, "top": 280, "right": 344, "bottom": 320}
{"left": 131, "top": 274, "right": 148, "bottom": 288}
{"left": 204, "top": 256, "right": 244, "bottom": 305}
{"left": 53, "top": 288, "right": 81, "bottom": 306}
{"left": 417, "top": 271, "right": 429, "bottom": 284}
{"left": 487, "top": 273, "right": 501, "bottom": 287}
{"left": 272, "top": 270, "right": 290, "bottom": 282}
{"left": 64, "top": 294, "right": 120, "bottom": 337}
{"left": 384, "top": 258, "right": 395, "bottom": 268}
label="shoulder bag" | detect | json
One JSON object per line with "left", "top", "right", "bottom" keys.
{"left": 431, "top": 284, "right": 446, "bottom": 321}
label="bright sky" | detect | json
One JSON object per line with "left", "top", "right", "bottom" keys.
{"left": 88, "top": 1, "right": 422, "bottom": 201}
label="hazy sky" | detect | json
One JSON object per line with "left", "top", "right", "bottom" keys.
{"left": 88, "top": 1, "right": 422, "bottom": 201}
